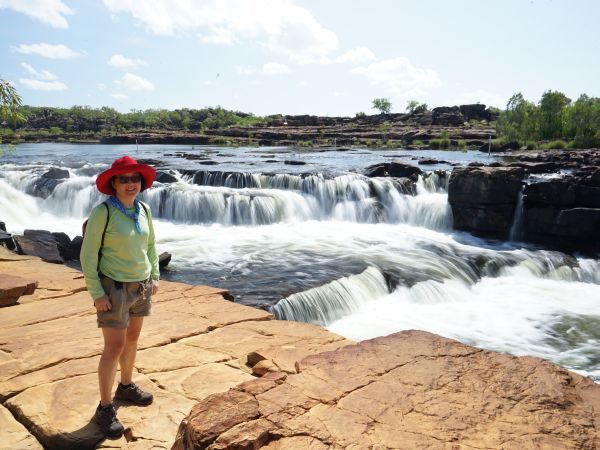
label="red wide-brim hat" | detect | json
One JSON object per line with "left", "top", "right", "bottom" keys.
{"left": 96, "top": 155, "right": 156, "bottom": 195}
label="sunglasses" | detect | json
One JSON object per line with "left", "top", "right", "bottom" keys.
{"left": 116, "top": 175, "right": 142, "bottom": 184}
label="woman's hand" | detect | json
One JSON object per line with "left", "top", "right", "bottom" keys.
{"left": 94, "top": 295, "right": 112, "bottom": 312}
{"left": 152, "top": 280, "right": 159, "bottom": 295}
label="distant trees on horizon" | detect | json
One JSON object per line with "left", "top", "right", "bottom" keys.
{"left": 496, "top": 90, "right": 600, "bottom": 148}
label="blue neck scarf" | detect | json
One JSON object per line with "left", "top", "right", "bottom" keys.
{"left": 109, "top": 196, "right": 142, "bottom": 234}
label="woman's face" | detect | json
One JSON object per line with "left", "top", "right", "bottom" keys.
{"left": 111, "top": 172, "right": 142, "bottom": 201}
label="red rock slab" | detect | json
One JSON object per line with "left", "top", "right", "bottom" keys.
{"left": 173, "top": 330, "right": 600, "bottom": 450}
{"left": 0, "top": 273, "right": 37, "bottom": 307}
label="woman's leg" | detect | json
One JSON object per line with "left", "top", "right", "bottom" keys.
{"left": 118, "top": 316, "right": 144, "bottom": 385}
{"left": 98, "top": 327, "right": 127, "bottom": 406}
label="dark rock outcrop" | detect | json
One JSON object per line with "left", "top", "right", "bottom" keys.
{"left": 42, "top": 168, "right": 69, "bottom": 179}
{"left": 448, "top": 167, "right": 524, "bottom": 238}
{"left": 156, "top": 171, "right": 179, "bottom": 184}
{"left": 521, "top": 177, "right": 600, "bottom": 253}
{"left": 364, "top": 161, "right": 422, "bottom": 180}
{"left": 13, "top": 230, "right": 64, "bottom": 264}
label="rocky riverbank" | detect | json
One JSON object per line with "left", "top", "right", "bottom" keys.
{"left": 6, "top": 104, "right": 497, "bottom": 149}
{"left": 1, "top": 246, "right": 599, "bottom": 449}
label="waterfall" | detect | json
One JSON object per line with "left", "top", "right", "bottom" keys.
{"left": 270, "top": 266, "right": 390, "bottom": 325}
{"left": 509, "top": 189, "right": 525, "bottom": 241}
{"left": 2, "top": 168, "right": 454, "bottom": 229}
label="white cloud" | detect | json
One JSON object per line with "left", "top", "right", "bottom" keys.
{"left": 110, "top": 93, "right": 129, "bottom": 101}
{"left": 117, "top": 73, "right": 155, "bottom": 91}
{"left": 20, "top": 62, "right": 57, "bottom": 80}
{"left": 0, "top": 0, "right": 73, "bottom": 28}
{"left": 19, "top": 78, "right": 67, "bottom": 91}
{"left": 235, "top": 65, "right": 256, "bottom": 76}
{"left": 352, "top": 57, "right": 441, "bottom": 94}
{"left": 97, "top": 83, "right": 107, "bottom": 90}
{"left": 446, "top": 89, "right": 507, "bottom": 108}
{"left": 14, "top": 43, "right": 83, "bottom": 59}
{"left": 108, "top": 54, "right": 147, "bottom": 68}
{"left": 102, "top": 0, "right": 338, "bottom": 63}
{"left": 262, "top": 62, "right": 290, "bottom": 76}
{"left": 299, "top": 80, "right": 308, "bottom": 87}
{"left": 333, "top": 47, "right": 377, "bottom": 65}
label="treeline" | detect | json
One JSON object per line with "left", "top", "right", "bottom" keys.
{"left": 497, "top": 91, "right": 600, "bottom": 148}
{"left": 6, "top": 105, "right": 270, "bottom": 133}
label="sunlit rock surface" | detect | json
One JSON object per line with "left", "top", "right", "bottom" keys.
{"left": 174, "top": 330, "right": 600, "bottom": 450}
{"left": 0, "top": 247, "right": 349, "bottom": 449}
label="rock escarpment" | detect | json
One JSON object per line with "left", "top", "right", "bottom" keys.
{"left": 448, "top": 150, "right": 600, "bottom": 254}
{"left": 173, "top": 330, "right": 600, "bottom": 450}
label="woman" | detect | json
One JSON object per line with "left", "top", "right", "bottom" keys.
{"left": 80, "top": 155, "right": 159, "bottom": 439}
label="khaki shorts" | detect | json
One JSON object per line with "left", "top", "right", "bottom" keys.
{"left": 97, "top": 276, "right": 153, "bottom": 329}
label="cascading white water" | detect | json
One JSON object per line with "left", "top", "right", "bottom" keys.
{"left": 271, "top": 266, "right": 390, "bottom": 325}
{"left": 1, "top": 144, "right": 598, "bottom": 381}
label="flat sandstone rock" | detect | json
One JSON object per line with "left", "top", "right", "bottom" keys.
{"left": 173, "top": 330, "right": 600, "bottom": 450}
{"left": 0, "top": 253, "right": 351, "bottom": 449}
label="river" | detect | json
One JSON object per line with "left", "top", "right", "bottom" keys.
{"left": 1, "top": 143, "right": 598, "bottom": 381}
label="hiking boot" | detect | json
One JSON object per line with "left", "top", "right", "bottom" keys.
{"left": 114, "top": 382, "right": 153, "bottom": 406}
{"left": 93, "top": 403, "right": 124, "bottom": 439}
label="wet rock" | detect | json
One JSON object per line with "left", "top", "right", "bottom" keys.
{"left": 198, "top": 160, "right": 219, "bottom": 165}
{"left": 156, "top": 171, "right": 179, "bottom": 183}
{"left": 448, "top": 166, "right": 524, "bottom": 238}
{"left": 30, "top": 177, "right": 62, "bottom": 198}
{"left": 364, "top": 161, "right": 422, "bottom": 180}
{"left": 0, "top": 229, "right": 15, "bottom": 250}
{"left": 284, "top": 160, "right": 306, "bottom": 165}
{"left": 0, "top": 273, "right": 37, "bottom": 307}
{"left": 364, "top": 163, "right": 387, "bottom": 177}
{"left": 42, "top": 167, "right": 69, "bottom": 179}
{"left": 159, "top": 252, "right": 171, "bottom": 269}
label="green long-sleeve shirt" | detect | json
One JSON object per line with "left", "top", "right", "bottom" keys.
{"left": 80, "top": 201, "right": 159, "bottom": 300}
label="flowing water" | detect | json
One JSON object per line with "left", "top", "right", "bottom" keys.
{"left": 1, "top": 143, "right": 599, "bottom": 380}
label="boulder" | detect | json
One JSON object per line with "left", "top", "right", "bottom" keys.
{"left": 159, "top": 252, "right": 171, "bottom": 269}
{"left": 41, "top": 168, "right": 69, "bottom": 179}
{"left": 173, "top": 330, "right": 600, "bottom": 450}
{"left": 0, "top": 273, "right": 37, "bottom": 307}
{"left": 51, "top": 232, "right": 72, "bottom": 260}
{"left": 30, "top": 178, "right": 62, "bottom": 198}
{"left": 156, "top": 171, "right": 179, "bottom": 184}
{"left": 14, "top": 231, "right": 64, "bottom": 264}
{"left": 364, "top": 162, "right": 422, "bottom": 180}
{"left": 387, "top": 161, "right": 422, "bottom": 179}
{"left": 64, "top": 236, "right": 83, "bottom": 261}
{"left": 0, "top": 230, "right": 15, "bottom": 250}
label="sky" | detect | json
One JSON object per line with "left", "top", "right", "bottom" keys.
{"left": 1, "top": 0, "right": 599, "bottom": 117}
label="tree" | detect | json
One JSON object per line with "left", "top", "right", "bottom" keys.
{"left": 538, "top": 90, "right": 571, "bottom": 139}
{"left": 372, "top": 98, "right": 392, "bottom": 114}
{"left": 0, "top": 79, "right": 25, "bottom": 126}
{"left": 406, "top": 100, "right": 428, "bottom": 114}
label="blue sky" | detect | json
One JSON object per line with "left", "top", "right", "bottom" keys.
{"left": 1, "top": 0, "right": 599, "bottom": 116}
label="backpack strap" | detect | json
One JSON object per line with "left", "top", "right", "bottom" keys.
{"left": 139, "top": 201, "right": 149, "bottom": 217}
{"left": 97, "top": 201, "right": 110, "bottom": 271}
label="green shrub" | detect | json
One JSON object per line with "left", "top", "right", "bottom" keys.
{"left": 457, "top": 140, "right": 467, "bottom": 150}
{"left": 539, "top": 139, "right": 568, "bottom": 149}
